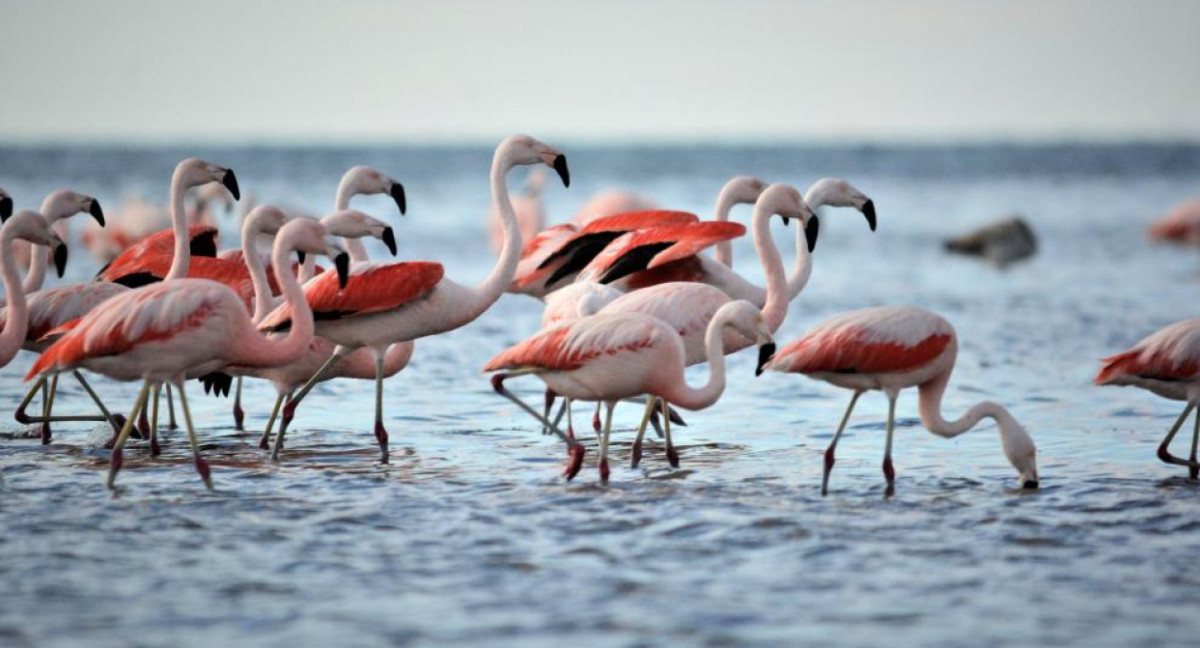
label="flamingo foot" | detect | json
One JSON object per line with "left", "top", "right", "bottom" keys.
{"left": 375, "top": 420, "right": 390, "bottom": 464}
{"left": 666, "top": 444, "right": 680, "bottom": 469}
{"left": 194, "top": 454, "right": 213, "bottom": 491}
{"left": 564, "top": 445, "right": 586, "bottom": 481}
{"left": 149, "top": 434, "right": 162, "bottom": 457}
{"left": 1189, "top": 462, "right": 1199, "bottom": 480}
{"left": 599, "top": 458, "right": 610, "bottom": 483}
{"left": 39, "top": 422, "right": 52, "bottom": 445}
{"left": 883, "top": 456, "right": 895, "bottom": 487}
{"left": 107, "top": 448, "right": 123, "bottom": 489}
{"left": 258, "top": 435, "right": 270, "bottom": 451}
{"left": 565, "top": 424, "right": 576, "bottom": 442}
{"left": 631, "top": 438, "right": 643, "bottom": 468}
{"left": 135, "top": 411, "right": 151, "bottom": 440}
{"left": 233, "top": 402, "right": 245, "bottom": 432}
{"left": 592, "top": 410, "right": 601, "bottom": 434}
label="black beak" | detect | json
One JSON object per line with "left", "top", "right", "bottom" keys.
{"left": 296, "top": 251, "right": 306, "bottom": 265}
{"left": 389, "top": 182, "right": 407, "bottom": 215}
{"left": 382, "top": 226, "right": 397, "bottom": 256}
{"left": 88, "top": 199, "right": 105, "bottom": 227}
{"left": 334, "top": 252, "right": 351, "bottom": 289}
{"left": 552, "top": 154, "right": 570, "bottom": 188}
{"left": 755, "top": 342, "right": 776, "bottom": 377}
{"left": 862, "top": 199, "right": 877, "bottom": 232}
{"left": 53, "top": 241, "right": 68, "bottom": 278}
{"left": 0, "top": 196, "right": 12, "bottom": 221}
{"left": 805, "top": 215, "right": 820, "bottom": 253}
{"left": 1022, "top": 479, "right": 1039, "bottom": 490}
{"left": 222, "top": 169, "right": 241, "bottom": 201}
{"left": 781, "top": 216, "right": 791, "bottom": 227}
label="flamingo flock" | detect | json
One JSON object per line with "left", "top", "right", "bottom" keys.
{"left": 1, "top": 133, "right": 1195, "bottom": 496}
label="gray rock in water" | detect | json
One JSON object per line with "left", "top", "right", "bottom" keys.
{"left": 944, "top": 215, "right": 1037, "bottom": 266}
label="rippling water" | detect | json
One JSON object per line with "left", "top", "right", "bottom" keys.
{"left": 2, "top": 143, "right": 1199, "bottom": 647}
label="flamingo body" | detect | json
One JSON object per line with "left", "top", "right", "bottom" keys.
{"left": 1096, "top": 319, "right": 1200, "bottom": 401}
{"left": 97, "top": 224, "right": 219, "bottom": 284}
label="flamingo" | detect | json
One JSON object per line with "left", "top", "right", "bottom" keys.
{"left": 27, "top": 217, "right": 349, "bottom": 490}
{"left": 1147, "top": 197, "right": 1200, "bottom": 245}
{"left": 257, "top": 134, "right": 570, "bottom": 462}
{"left": 572, "top": 189, "right": 658, "bottom": 227}
{"left": 762, "top": 306, "right": 1040, "bottom": 495}
{"left": 219, "top": 165, "right": 405, "bottom": 430}
{"left": 0, "top": 189, "right": 104, "bottom": 305}
{"left": 595, "top": 183, "right": 818, "bottom": 467}
{"left": 1, "top": 211, "right": 68, "bottom": 367}
{"left": 201, "top": 209, "right": 408, "bottom": 447}
{"left": 487, "top": 300, "right": 773, "bottom": 481}
{"left": 491, "top": 168, "right": 546, "bottom": 253}
{"left": 81, "top": 185, "right": 233, "bottom": 263}
{"left": 1095, "top": 319, "right": 1200, "bottom": 478}
{"left": 11, "top": 158, "right": 241, "bottom": 440}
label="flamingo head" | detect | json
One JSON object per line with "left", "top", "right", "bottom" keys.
{"left": 280, "top": 218, "right": 351, "bottom": 289}
{"left": 243, "top": 205, "right": 289, "bottom": 239}
{"left": 715, "top": 301, "right": 774, "bottom": 376}
{"left": 175, "top": 158, "right": 240, "bottom": 201}
{"left": 723, "top": 176, "right": 769, "bottom": 207}
{"left": 759, "top": 183, "right": 820, "bottom": 252}
{"left": 340, "top": 166, "right": 406, "bottom": 215}
{"left": 321, "top": 209, "right": 398, "bottom": 256}
{"left": 4, "top": 210, "right": 68, "bottom": 277}
{"left": 806, "top": 178, "right": 876, "bottom": 232}
{"left": 41, "top": 189, "right": 105, "bottom": 227}
{"left": 0, "top": 187, "right": 12, "bottom": 222}
{"left": 1000, "top": 417, "right": 1039, "bottom": 490}
{"left": 500, "top": 135, "right": 569, "bottom": 188}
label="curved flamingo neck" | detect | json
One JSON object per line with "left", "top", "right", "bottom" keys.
{"left": 334, "top": 179, "right": 371, "bottom": 263}
{"left": 461, "top": 148, "right": 519, "bottom": 323}
{"left": 0, "top": 227, "right": 30, "bottom": 362}
{"left": 752, "top": 202, "right": 790, "bottom": 333}
{"left": 713, "top": 184, "right": 745, "bottom": 267}
{"left": 238, "top": 229, "right": 315, "bottom": 368}
{"left": 917, "top": 354, "right": 1021, "bottom": 442}
{"left": 23, "top": 197, "right": 74, "bottom": 294}
{"left": 166, "top": 171, "right": 192, "bottom": 280}
{"left": 241, "top": 217, "right": 275, "bottom": 322}
{"left": 663, "top": 309, "right": 733, "bottom": 410}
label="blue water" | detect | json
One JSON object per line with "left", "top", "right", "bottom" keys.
{"left": 1, "top": 143, "right": 1199, "bottom": 647}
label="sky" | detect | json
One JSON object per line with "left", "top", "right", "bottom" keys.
{"left": 2, "top": 0, "right": 1198, "bottom": 144}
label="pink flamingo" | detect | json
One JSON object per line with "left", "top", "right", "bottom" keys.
{"left": 1, "top": 211, "right": 68, "bottom": 367}
{"left": 218, "top": 165, "right": 404, "bottom": 430}
{"left": 1096, "top": 319, "right": 1200, "bottom": 477}
{"left": 257, "top": 134, "right": 570, "bottom": 462}
{"left": 11, "top": 158, "right": 242, "bottom": 440}
{"left": 27, "top": 217, "right": 349, "bottom": 490}
{"left": 1147, "top": 197, "right": 1200, "bottom": 245}
{"left": 486, "top": 300, "right": 773, "bottom": 481}
{"left": 81, "top": 184, "right": 233, "bottom": 263}
{"left": 572, "top": 189, "right": 658, "bottom": 227}
{"left": 595, "top": 183, "right": 817, "bottom": 467}
{"left": 763, "top": 306, "right": 1040, "bottom": 495}
{"left": 0, "top": 189, "right": 104, "bottom": 304}
{"left": 202, "top": 209, "right": 409, "bottom": 446}
{"left": 491, "top": 168, "right": 546, "bottom": 253}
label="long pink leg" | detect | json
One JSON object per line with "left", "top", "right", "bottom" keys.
{"left": 107, "top": 381, "right": 152, "bottom": 490}
{"left": 259, "top": 391, "right": 286, "bottom": 450}
{"left": 662, "top": 398, "right": 680, "bottom": 468}
{"left": 1156, "top": 403, "right": 1196, "bottom": 472}
{"left": 822, "top": 391, "right": 862, "bottom": 497}
{"left": 1189, "top": 408, "right": 1199, "bottom": 480}
{"left": 598, "top": 401, "right": 615, "bottom": 482}
{"left": 174, "top": 380, "right": 212, "bottom": 490}
{"left": 630, "top": 396, "right": 656, "bottom": 468}
{"left": 232, "top": 376, "right": 245, "bottom": 432}
{"left": 490, "top": 374, "right": 585, "bottom": 480}
{"left": 373, "top": 352, "right": 389, "bottom": 464}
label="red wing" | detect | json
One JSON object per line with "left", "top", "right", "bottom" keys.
{"left": 259, "top": 262, "right": 444, "bottom": 331}
{"left": 577, "top": 210, "right": 698, "bottom": 234}
{"left": 1095, "top": 349, "right": 1200, "bottom": 385}
{"left": 97, "top": 225, "right": 218, "bottom": 283}
{"left": 484, "top": 327, "right": 581, "bottom": 372}
{"left": 774, "top": 330, "right": 952, "bottom": 375}
{"left": 580, "top": 221, "right": 745, "bottom": 283}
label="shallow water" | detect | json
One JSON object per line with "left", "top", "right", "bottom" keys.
{"left": 1, "top": 143, "right": 1199, "bottom": 647}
